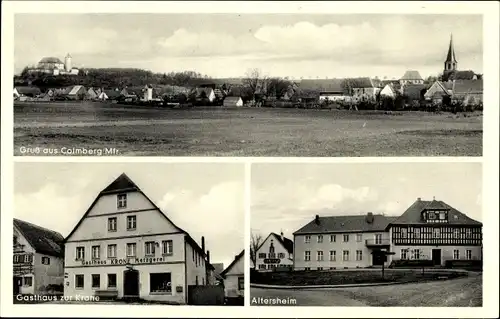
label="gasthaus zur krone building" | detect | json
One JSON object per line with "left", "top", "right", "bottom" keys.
{"left": 63, "top": 173, "right": 209, "bottom": 303}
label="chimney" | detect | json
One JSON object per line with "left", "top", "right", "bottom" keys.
{"left": 280, "top": 231, "right": 284, "bottom": 241}
{"left": 417, "top": 197, "right": 421, "bottom": 201}
{"left": 315, "top": 214, "right": 320, "bottom": 225}
{"left": 201, "top": 236, "right": 205, "bottom": 254}
{"left": 206, "top": 250, "right": 210, "bottom": 265}
{"left": 366, "top": 212, "right": 374, "bottom": 224}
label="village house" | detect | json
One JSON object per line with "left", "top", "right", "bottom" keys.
{"left": 193, "top": 87, "right": 216, "bottom": 103}
{"left": 293, "top": 197, "right": 482, "bottom": 271}
{"left": 13, "top": 219, "right": 65, "bottom": 296}
{"left": 402, "top": 83, "right": 427, "bottom": 103}
{"left": 63, "top": 173, "right": 209, "bottom": 304}
{"left": 400, "top": 70, "right": 424, "bottom": 86}
{"left": 255, "top": 232, "right": 294, "bottom": 272}
{"left": 220, "top": 250, "right": 244, "bottom": 304}
{"left": 293, "top": 213, "right": 396, "bottom": 270}
{"left": 346, "top": 77, "right": 380, "bottom": 102}
{"left": 451, "top": 79, "right": 483, "bottom": 106}
{"left": 66, "top": 85, "right": 87, "bottom": 100}
{"left": 13, "top": 87, "right": 42, "bottom": 100}
{"left": 388, "top": 198, "right": 482, "bottom": 266}
{"left": 299, "top": 79, "right": 349, "bottom": 103}
{"left": 424, "top": 81, "right": 454, "bottom": 103}
{"left": 223, "top": 96, "right": 243, "bottom": 107}
{"left": 379, "top": 83, "right": 401, "bottom": 99}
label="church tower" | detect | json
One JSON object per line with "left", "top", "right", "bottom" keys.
{"left": 444, "top": 34, "right": 457, "bottom": 73}
{"left": 64, "top": 53, "right": 72, "bottom": 72}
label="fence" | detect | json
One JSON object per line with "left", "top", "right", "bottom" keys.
{"left": 187, "top": 285, "right": 225, "bottom": 305}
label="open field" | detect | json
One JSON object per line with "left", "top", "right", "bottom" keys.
{"left": 250, "top": 272, "right": 482, "bottom": 307}
{"left": 251, "top": 269, "right": 468, "bottom": 286}
{"left": 14, "top": 102, "right": 483, "bottom": 156}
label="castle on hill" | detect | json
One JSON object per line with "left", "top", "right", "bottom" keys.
{"left": 26, "top": 53, "right": 79, "bottom": 76}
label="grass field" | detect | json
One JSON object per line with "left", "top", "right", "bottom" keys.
{"left": 13, "top": 102, "right": 483, "bottom": 156}
{"left": 251, "top": 269, "right": 467, "bottom": 286}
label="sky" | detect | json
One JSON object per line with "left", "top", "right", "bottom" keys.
{"left": 14, "top": 14, "right": 483, "bottom": 79}
{"left": 251, "top": 162, "right": 482, "bottom": 241}
{"left": 14, "top": 162, "right": 244, "bottom": 268}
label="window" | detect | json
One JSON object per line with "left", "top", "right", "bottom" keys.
{"left": 23, "top": 254, "right": 33, "bottom": 263}
{"left": 343, "top": 234, "right": 349, "bottom": 242}
{"left": 195, "top": 276, "right": 198, "bottom": 285}
{"left": 356, "top": 234, "right": 362, "bottom": 242}
{"left": 343, "top": 250, "right": 349, "bottom": 261}
{"left": 428, "top": 211, "right": 436, "bottom": 219}
{"left": 317, "top": 235, "right": 323, "bottom": 243}
{"left": 108, "top": 217, "right": 117, "bottom": 231}
{"left": 162, "top": 240, "right": 173, "bottom": 256}
{"left": 433, "top": 228, "right": 441, "bottom": 238}
{"left": 317, "top": 251, "right": 324, "bottom": 261}
{"left": 329, "top": 250, "right": 336, "bottom": 261}
{"left": 145, "top": 241, "right": 155, "bottom": 256}
{"left": 23, "top": 277, "right": 33, "bottom": 287}
{"left": 305, "top": 267, "right": 310, "bottom": 271}
{"left": 126, "top": 243, "right": 137, "bottom": 257}
{"left": 466, "top": 228, "right": 472, "bottom": 237}
{"left": 401, "top": 228, "right": 408, "bottom": 238}
{"left": 278, "top": 253, "right": 285, "bottom": 259}
{"left": 453, "top": 250, "right": 460, "bottom": 260}
{"left": 75, "top": 274, "right": 84, "bottom": 289}
{"left": 414, "top": 228, "right": 421, "bottom": 239}
{"left": 202, "top": 278, "right": 204, "bottom": 285}
{"left": 401, "top": 249, "right": 409, "bottom": 260}
{"left": 76, "top": 247, "right": 85, "bottom": 260}
{"left": 127, "top": 215, "right": 137, "bottom": 230}
{"left": 305, "top": 235, "right": 311, "bottom": 243}
{"left": 107, "top": 244, "right": 117, "bottom": 258}
{"left": 117, "top": 194, "right": 127, "bottom": 209}
{"left": 304, "top": 251, "right": 311, "bottom": 261}
{"left": 107, "top": 274, "right": 117, "bottom": 288}
{"left": 330, "top": 235, "right": 336, "bottom": 243}
{"left": 466, "top": 250, "right": 472, "bottom": 260}
{"left": 258, "top": 264, "right": 266, "bottom": 270}
{"left": 439, "top": 212, "right": 446, "bottom": 220}
{"left": 150, "top": 273, "right": 172, "bottom": 293}
{"left": 356, "top": 250, "right": 363, "bottom": 261}
{"left": 411, "top": 249, "right": 420, "bottom": 260}
{"left": 454, "top": 229, "right": 460, "bottom": 239}
{"left": 258, "top": 253, "right": 266, "bottom": 259}
{"left": 14, "top": 235, "right": 18, "bottom": 245}
{"left": 92, "top": 246, "right": 100, "bottom": 259}
{"left": 92, "top": 274, "right": 100, "bottom": 289}
{"left": 317, "top": 267, "right": 323, "bottom": 270}
{"left": 375, "top": 234, "right": 383, "bottom": 244}
{"left": 238, "top": 277, "right": 244, "bottom": 290}
{"left": 41, "top": 256, "right": 50, "bottom": 265}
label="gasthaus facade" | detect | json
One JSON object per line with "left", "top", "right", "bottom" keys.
{"left": 63, "top": 173, "right": 208, "bottom": 304}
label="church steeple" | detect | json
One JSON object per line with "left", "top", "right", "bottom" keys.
{"left": 444, "top": 34, "right": 457, "bottom": 72}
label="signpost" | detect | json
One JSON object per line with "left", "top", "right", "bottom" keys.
{"left": 371, "top": 250, "right": 395, "bottom": 279}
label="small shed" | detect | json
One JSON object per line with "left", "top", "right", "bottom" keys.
{"left": 223, "top": 96, "right": 243, "bottom": 107}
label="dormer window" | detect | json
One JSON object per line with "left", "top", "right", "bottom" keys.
{"left": 428, "top": 211, "right": 436, "bottom": 220}
{"left": 439, "top": 212, "right": 446, "bottom": 220}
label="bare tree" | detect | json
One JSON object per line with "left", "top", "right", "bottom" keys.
{"left": 242, "top": 68, "right": 269, "bottom": 99}
{"left": 250, "top": 232, "right": 263, "bottom": 267}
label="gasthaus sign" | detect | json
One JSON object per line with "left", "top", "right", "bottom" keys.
{"left": 81, "top": 257, "right": 167, "bottom": 266}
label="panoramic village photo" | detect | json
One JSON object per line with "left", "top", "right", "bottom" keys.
{"left": 13, "top": 14, "right": 483, "bottom": 157}
{"left": 250, "top": 162, "right": 483, "bottom": 307}
{"left": 13, "top": 162, "right": 245, "bottom": 305}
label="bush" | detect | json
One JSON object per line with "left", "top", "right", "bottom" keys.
{"left": 444, "top": 259, "right": 482, "bottom": 269}
{"left": 389, "top": 259, "right": 434, "bottom": 268}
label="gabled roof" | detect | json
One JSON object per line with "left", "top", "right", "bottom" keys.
{"left": 68, "top": 85, "right": 85, "bottom": 95}
{"left": 14, "top": 219, "right": 64, "bottom": 257}
{"left": 403, "top": 84, "right": 427, "bottom": 100}
{"left": 63, "top": 173, "right": 208, "bottom": 259}
{"left": 294, "top": 214, "right": 397, "bottom": 235}
{"left": 346, "top": 77, "right": 375, "bottom": 88}
{"left": 401, "top": 70, "right": 423, "bottom": 81}
{"left": 256, "top": 232, "right": 294, "bottom": 255}
{"left": 212, "top": 263, "right": 224, "bottom": 275}
{"left": 220, "top": 249, "right": 244, "bottom": 277}
{"left": 446, "top": 70, "right": 478, "bottom": 81}
{"left": 195, "top": 87, "right": 214, "bottom": 98}
{"left": 390, "top": 199, "right": 482, "bottom": 225}
{"left": 15, "top": 86, "right": 41, "bottom": 95}
{"left": 452, "top": 79, "right": 483, "bottom": 95}
{"left": 224, "top": 96, "right": 242, "bottom": 102}
{"left": 103, "top": 90, "right": 121, "bottom": 99}
{"left": 298, "top": 79, "right": 344, "bottom": 92}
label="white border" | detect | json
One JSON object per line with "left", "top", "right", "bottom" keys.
{"left": 2, "top": 1, "right": 499, "bottom": 318}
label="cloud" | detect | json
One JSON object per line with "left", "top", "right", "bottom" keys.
{"left": 158, "top": 181, "right": 244, "bottom": 266}
{"left": 15, "top": 183, "right": 85, "bottom": 236}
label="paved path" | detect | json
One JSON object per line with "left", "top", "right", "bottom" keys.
{"left": 250, "top": 273, "right": 482, "bottom": 307}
